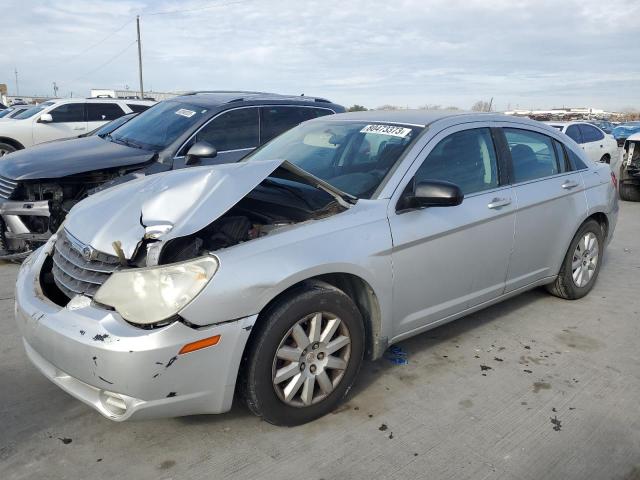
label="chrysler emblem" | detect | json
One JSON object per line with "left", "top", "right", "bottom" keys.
{"left": 81, "top": 245, "right": 94, "bottom": 261}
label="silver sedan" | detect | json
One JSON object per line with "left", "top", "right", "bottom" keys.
{"left": 15, "top": 111, "right": 618, "bottom": 425}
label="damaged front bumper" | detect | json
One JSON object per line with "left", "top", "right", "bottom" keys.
{"left": 15, "top": 243, "right": 255, "bottom": 421}
{"left": 0, "top": 199, "right": 51, "bottom": 260}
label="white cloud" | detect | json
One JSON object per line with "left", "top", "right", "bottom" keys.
{"left": 1, "top": 0, "right": 639, "bottom": 111}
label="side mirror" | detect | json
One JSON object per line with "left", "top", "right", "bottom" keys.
{"left": 185, "top": 141, "right": 217, "bottom": 165}
{"left": 400, "top": 180, "right": 463, "bottom": 210}
{"left": 39, "top": 113, "right": 53, "bottom": 123}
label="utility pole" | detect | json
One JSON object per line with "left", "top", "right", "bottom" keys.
{"left": 53, "top": 81, "right": 59, "bottom": 97}
{"left": 14, "top": 68, "right": 19, "bottom": 96}
{"left": 136, "top": 16, "right": 144, "bottom": 99}
{"left": 488, "top": 97, "right": 493, "bottom": 112}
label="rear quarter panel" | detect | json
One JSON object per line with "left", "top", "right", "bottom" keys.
{"left": 581, "top": 162, "right": 618, "bottom": 244}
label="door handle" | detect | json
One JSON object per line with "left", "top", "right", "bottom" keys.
{"left": 73, "top": 127, "right": 86, "bottom": 131}
{"left": 487, "top": 197, "right": 511, "bottom": 209}
{"left": 561, "top": 180, "right": 579, "bottom": 190}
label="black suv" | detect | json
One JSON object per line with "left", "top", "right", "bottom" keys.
{"left": 0, "top": 91, "right": 345, "bottom": 258}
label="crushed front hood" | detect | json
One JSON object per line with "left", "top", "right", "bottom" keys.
{"left": 0, "top": 136, "right": 155, "bottom": 181}
{"left": 65, "top": 160, "right": 284, "bottom": 259}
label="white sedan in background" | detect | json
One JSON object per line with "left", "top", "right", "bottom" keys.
{"left": 545, "top": 121, "right": 618, "bottom": 164}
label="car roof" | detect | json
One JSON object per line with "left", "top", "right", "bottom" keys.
{"left": 172, "top": 91, "right": 340, "bottom": 109}
{"left": 311, "top": 109, "right": 544, "bottom": 128}
{"left": 627, "top": 132, "right": 640, "bottom": 141}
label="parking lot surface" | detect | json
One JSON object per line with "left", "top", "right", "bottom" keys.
{"left": 1, "top": 201, "right": 639, "bottom": 480}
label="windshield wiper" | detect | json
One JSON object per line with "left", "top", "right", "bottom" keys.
{"left": 282, "top": 161, "right": 357, "bottom": 208}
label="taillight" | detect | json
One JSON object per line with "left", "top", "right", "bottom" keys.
{"left": 611, "top": 171, "right": 617, "bottom": 190}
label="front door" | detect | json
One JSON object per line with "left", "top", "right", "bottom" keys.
{"left": 32, "top": 103, "right": 87, "bottom": 145}
{"left": 388, "top": 125, "right": 515, "bottom": 338}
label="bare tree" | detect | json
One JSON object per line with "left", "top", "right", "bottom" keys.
{"left": 471, "top": 100, "right": 492, "bottom": 112}
{"left": 376, "top": 104, "right": 403, "bottom": 111}
{"left": 347, "top": 104, "right": 368, "bottom": 112}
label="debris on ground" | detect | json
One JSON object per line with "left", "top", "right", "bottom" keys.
{"left": 379, "top": 424, "right": 388, "bottom": 431}
{"left": 384, "top": 346, "right": 408, "bottom": 365}
{"left": 551, "top": 416, "right": 562, "bottom": 431}
{"left": 480, "top": 365, "right": 492, "bottom": 371}
{"left": 58, "top": 437, "right": 72, "bottom": 445}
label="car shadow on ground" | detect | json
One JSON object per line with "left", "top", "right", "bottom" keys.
{"left": 178, "top": 285, "right": 554, "bottom": 426}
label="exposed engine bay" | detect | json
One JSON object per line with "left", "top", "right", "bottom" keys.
{"left": 144, "top": 177, "right": 344, "bottom": 265}
{"left": 0, "top": 169, "right": 137, "bottom": 259}
{"left": 39, "top": 171, "right": 346, "bottom": 308}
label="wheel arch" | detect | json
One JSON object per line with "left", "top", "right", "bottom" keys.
{"left": 0, "top": 137, "right": 25, "bottom": 151}
{"left": 250, "top": 272, "right": 385, "bottom": 361}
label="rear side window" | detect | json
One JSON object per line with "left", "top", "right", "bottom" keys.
{"left": 414, "top": 128, "right": 499, "bottom": 195}
{"left": 565, "top": 125, "right": 583, "bottom": 143}
{"left": 553, "top": 139, "right": 571, "bottom": 172}
{"left": 195, "top": 107, "right": 259, "bottom": 151}
{"left": 565, "top": 147, "right": 588, "bottom": 170}
{"left": 504, "top": 128, "right": 559, "bottom": 182}
{"left": 127, "top": 103, "right": 151, "bottom": 113}
{"left": 260, "top": 107, "right": 333, "bottom": 143}
{"left": 579, "top": 124, "right": 604, "bottom": 142}
{"left": 49, "top": 103, "right": 85, "bottom": 123}
{"left": 87, "top": 103, "right": 125, "bottom": 121}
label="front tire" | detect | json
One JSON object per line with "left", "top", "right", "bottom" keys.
{"left": 242, "top": 280, "right": 365, "bottom": 426}
{"left": 546, "top": 219, "right": 604, "bottom": 299}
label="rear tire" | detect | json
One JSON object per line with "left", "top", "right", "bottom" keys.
{"left": 241, "top": 280, "right": 365, "bottom": 426}
{"left": 0, "top": 142, "right": 16, "bottom": 157}
{"left": 619, "top": 183, "right": 640, "bottom": 202}
{"left": 546, "top": 219, "right": 604, "bottom": 300}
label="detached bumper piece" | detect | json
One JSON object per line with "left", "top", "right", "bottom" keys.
{"left": 0, "top": 200, "right": 51, "bottom": 260}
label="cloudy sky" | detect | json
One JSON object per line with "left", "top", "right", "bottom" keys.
{"left": 2, "top": 0, "right": 639, "bottom": 111}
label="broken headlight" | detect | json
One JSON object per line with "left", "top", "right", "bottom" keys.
{"left": 94, "top": 256, "right": 219, "bottom": 326}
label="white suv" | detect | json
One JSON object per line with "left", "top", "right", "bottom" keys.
{"left": 544, "top": 121, "right": 618, "bottom": 164}
{"left": 0, "top": 98, "right": 154, "bottom": 156}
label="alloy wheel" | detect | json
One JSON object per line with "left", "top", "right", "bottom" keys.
{"left": 571, "top": 232, "right": 599, "bottom": 288}
{"left": 272, "top": 312, "right": 351, "bottom": 407}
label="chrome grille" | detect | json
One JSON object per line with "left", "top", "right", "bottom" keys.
{"left": 0, "top": 176, "right": 18, "bottom": 199}
{"left": 52, "top": 229, "right": 120, "bottom": 298}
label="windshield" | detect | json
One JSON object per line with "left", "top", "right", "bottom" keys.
{"left": 245, "top": 120, "right": 423, "bottom": 198}
{"left": 12, "top": 102, "right": 54, "bottom": 120}
{"left": 92, "top": 113, "right": 136, "bottom": 137}
{"left": 110, "top": 101, "right": 207, "bottom": 151}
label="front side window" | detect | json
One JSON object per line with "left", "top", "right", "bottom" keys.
{"left": 87, "top": 103, "right": 124, "bottom": 121}
{"left": 49, "top": 103, "right": 85, "bottom": 123}
{"left": 260, "top": 107, "right": 333, "bottom": 143}
{"left": 579, "top": 124, "right": 604, "bottom": 142}
{"left": 12, "top": 102, "right": 54, "bottom": 120}
{"left": 246, "top": 121, "right": 422, "bottom": 198}
{"left": 195, "top": 108, "right": 259, "bottom": 151}
{"left": 414, "top": 128, "right": 499, "bottom": 195}
{"left": 565, "top": 124, "right": 583, "bottom": 143}
{"left": 505, "top": 128, "right": 559, "bottom": 182}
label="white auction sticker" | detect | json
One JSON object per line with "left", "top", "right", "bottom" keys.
{"left": 175, "top": 108, "right": 196, "bottom": 118}
{"left": 360, "top": 124, "right": 412, "bottom": 138}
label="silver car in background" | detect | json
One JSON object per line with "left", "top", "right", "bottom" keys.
{"left": 15, "top": 111, "right": 618, "bottom": 425}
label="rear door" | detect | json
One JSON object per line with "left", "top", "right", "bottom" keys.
{"left": 388, "top": 124, "right": 515, "bottom": 337}
{"left": 32, "top": 102, "right": 87, "bottom": 144}
{"left": 502, "top": 126, "right": 587, "bottom": 291}
{"left": 86, "top": 102, "right": 126, "bottom": 132}
{"left": 260, "top": 106, "right": 334, "bottom": 144}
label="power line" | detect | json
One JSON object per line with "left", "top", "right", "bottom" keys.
{"left": 144, "top": 0, "right": 252, "bottom": 16}
{"left": 65, "top": 18, "right": 135, "bottom": 62}
{"left": 70, "top": 40, "right": 138, "bottom": 82}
